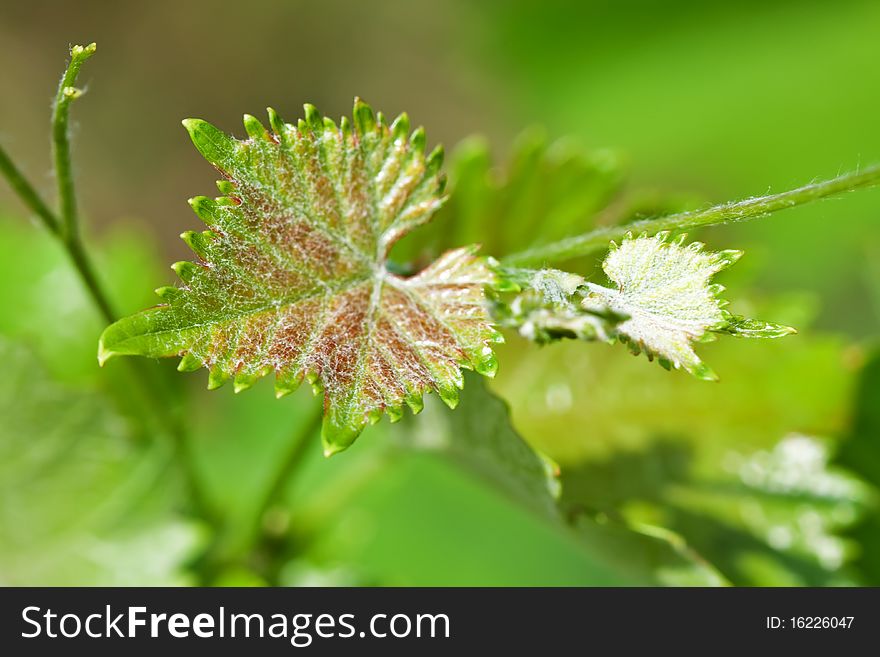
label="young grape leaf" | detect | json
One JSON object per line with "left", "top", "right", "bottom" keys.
{"left": 98, "top": 100, "right": 501, "bottom": 454}
{"left": 583, "top": 232, "right": 795, "bottom": 380}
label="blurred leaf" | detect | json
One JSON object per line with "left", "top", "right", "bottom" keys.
{"left": 671, "top": 434, "right": 869, "bottom": 585}
{"left": 99, "top": 101, "right": 502, "bottom": 454}
{"left": 401, "top": 373, "right": 561, "bottom": 517}
{"left": 0, "top": 219, "right": 163, "bottom": 383}
{"left": 278, "top": 560, "right": 363, "bottom": 587}
{"left": 0, "top": 337, "right": 204, "bottom": 585}
{"left": 492, "top": 316, "right": 854, "bottom": 465}
{"left": 559, "top": 433, "right": 870, "bottom": 586}
{"left": 492, "top": 318, "right": 867, "bottom": 584}
{"left": 837, "top": 348, "right": 880, "bottom": 585}
{"left": 391, "top": 130, "right": 624, "bottom": 265}
{"left": 396, "top": 373, "right": 727, "bottom": 586}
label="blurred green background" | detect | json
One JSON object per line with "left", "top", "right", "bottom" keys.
{"left": 1, "top": 0, "right": 879, "bottom": 586}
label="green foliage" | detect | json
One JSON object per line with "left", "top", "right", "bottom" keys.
{"left": 2, "top": 37, "right": 879, "bottom": 588}
{"left": 491, "top": 267, "right": 616, "bottom": 345}
{"left": 494, "top": 233, "right": 793, "bottom": 380}
{"left": 392, "top": 129, "right": 624, "bottom": 264}
{"left": 0, "top": 338, "right": 204, "bottom": 585}
{"left": 395, "top": 374, "right": 727, "bottom": 585}
{"left": 94, "top": 91, "right": 877, "bottom": 453}
{"left": 99, "top": 101, "right": 502, "bottom": 454}
{"left": 559, "top": 434, "right": 870, "bottom": 586}
{"left": 503, "top": 165, "right": 880, "bottom": 267}
{"left": 837, "top": 350, "right": 880, "bottom": 584}
{"left": 0, "top": 221, "right": 163, "bottom": 384}
{"left": 491, "top": 322, "right": 871, "bottom": 585}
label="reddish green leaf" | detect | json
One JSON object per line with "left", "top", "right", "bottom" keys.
{"left": 99, "top": 100, "right": 501, "bottom": 454}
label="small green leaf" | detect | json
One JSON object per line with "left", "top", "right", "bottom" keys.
{"left": 583, "top": 232, "right": 793, "bottom": 379}
{"left": 717, "top": 315, "right": 797, "bottom": 338}
{"left": 99, "top": 100, "right": 500, "bottom": 453}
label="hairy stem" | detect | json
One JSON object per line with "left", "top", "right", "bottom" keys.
{"left": 46, "top": 43, "right": 119, "bottom": 324}
{"left": 503, "top": 165, "right": 880, "bottom": 266}
{"left": 53, "top": 43, "right": 95, "bottom": 241}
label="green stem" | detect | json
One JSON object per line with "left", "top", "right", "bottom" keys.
{"left": 46, "top": 43, "right": 117, "bottom": 324}
{"left": 0, "top": 43, "right": 215, "bottom": 523}
{"left": 0, "top": 141, "right": 115, "bottom": 323}
{"left": 503, "top": 165, "right": 880, "bottom": 266}
{"left": 197, "top": 406, "right": 323, "bottom": 577}
{"left": 0, "top": 144, "right": 60, "bottom": 236}
{"left": 53, "top": 43, "right": 95, "bottom": 242}
{"left": 255, "top": 406, "right": 324, "bottom": 522}
{"left": 0, "top": 143, "right": 209, "bottom": 513}
{"left": 66, "top": 233, "right": 116, "bottom": 324}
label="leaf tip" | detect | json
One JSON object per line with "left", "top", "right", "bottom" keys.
{"left": 321, "top": 421, "right": 361, "bottom": 457}
{"left": 233, "top": 378, "right": 254, "bottom": 394}
{"left": 274, "top": 371, "right": 302, "bottom": 398}
{"left": 404, "top": 392, "right": 424, "bottom": 415}
{"left": 207, "top": 367, "right": 230, "bottom": 390}
{"left": 390, "top": 112, "right": 410, "bottom": 140}
{"left": 438, "top": 385, "right": 460, "bottom": 409}
{"left": 303, "top": 103, "right": 323, "bottom": 131}
{"left": 177, "top": 352, "right": 202, "bottom": 372}
{"left": 96, "top": 338, "right": 115, "bottom": 367}
{"left": 180, "top": 117, "right": 201, "bottom": 133}
{"left": 410, "top": 126, "right": 427, "bottom": 153}
{"left": 182, "top": 118, "right": 236, "bottom": 167}
{"left": 691, "top": 362, "right": 719, "bottom": 382}
{"left": 474, "top": 348, "right": 499, "bottom": 377}
{"left": 242, "top": 113, "right": 266, "bottom": 140}
{"left": 352, "top": 97, "right": 376, "bottom": 135}
{"left": 266, "top": 107, "right": 286, "bottom": 137}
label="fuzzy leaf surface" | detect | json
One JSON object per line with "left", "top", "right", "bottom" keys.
{"left": 99, "top": 101, "right": 500, "bottom": 453}
{"left": 491, "top": 267, "right": 617, "bottom": 344}
{"left": 584, "top": 233, "right": 794, "bottom": 380}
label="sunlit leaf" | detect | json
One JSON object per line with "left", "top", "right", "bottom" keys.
{"left": 584, "top": 232, "right": 794, "bottom": 379}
